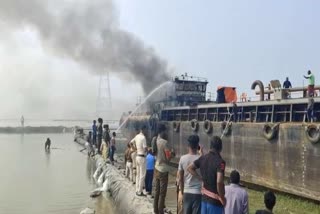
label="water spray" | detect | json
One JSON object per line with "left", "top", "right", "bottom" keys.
{"left": 116, "top": 81, "right": 172, "bottom": 132}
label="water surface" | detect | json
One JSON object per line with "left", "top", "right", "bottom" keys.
{"left": 0, "top": 133, "right": 114, "bottom": 214}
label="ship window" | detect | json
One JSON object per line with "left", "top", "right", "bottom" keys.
{"left": 196, "top": 84, "right": 206, "bottom": 92}
{"left": 184, "top": 83, "right": 197, "bottom": 91}
{"left": 176, "top": 82, "right": 206, "bottom": 92}
{"left": 176, "top": 84, "right": 184, "bottom": 91}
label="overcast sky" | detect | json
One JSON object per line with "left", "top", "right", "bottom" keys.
{"left": 0, "top": 0, "right": 319, "bottom": 120}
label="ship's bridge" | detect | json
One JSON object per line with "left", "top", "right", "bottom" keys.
{"left": 174, "top": 74, "right": 208, "bottom": 106}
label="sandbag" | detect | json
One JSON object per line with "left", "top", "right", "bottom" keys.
{"left": 93, "top": 166, "right": 103, "bottom": 181}
{"left": 97, "top": 170, "right": 106, "bottom": 186}
{"left": 80, "top": 207, "right": 95, "bottom": 214}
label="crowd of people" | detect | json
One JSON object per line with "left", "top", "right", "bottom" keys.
{"left": 123, "top": 124, "right": 175, "bottom": 211}
{"left": 84, "top": 114, "right": 282, "bottom": 213}
{"left": 122, "top": 123, "right": 277, "bottom": 214}
{"left": 86, "top": 118, "right": 117, "bottom": 165}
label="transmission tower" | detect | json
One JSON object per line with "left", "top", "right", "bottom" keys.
{"left": 96, "top": 72, "right": 112, "bottom": 119}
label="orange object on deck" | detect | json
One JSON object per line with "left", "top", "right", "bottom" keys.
{"left": 217, "top": 87, "right": 237, "bottom": 103}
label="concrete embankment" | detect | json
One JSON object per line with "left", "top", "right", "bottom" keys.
{"left": 0, "top": 126, "right": 73, "bottom": 134}
{"left": 75, "top": 137, "right": 154, "bottom": 214}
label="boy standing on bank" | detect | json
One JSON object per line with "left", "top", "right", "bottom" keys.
{"left": 145, "top": 148, "right": 156, "bottom": 196}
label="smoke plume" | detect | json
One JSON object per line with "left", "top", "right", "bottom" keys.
{"left": 0, "top": 0, "right": 170, "bottom": 93}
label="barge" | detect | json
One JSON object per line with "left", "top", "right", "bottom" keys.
{"left": 121, "top": 74, "right": 320, "bottom": 201}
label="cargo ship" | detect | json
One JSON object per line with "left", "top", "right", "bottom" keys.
{"left": 120, "top": 74, "right": 320, "bottom": 201}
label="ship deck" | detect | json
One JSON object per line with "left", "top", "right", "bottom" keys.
{"left": 161, "top": 97, "right": 320, "bottom": 123}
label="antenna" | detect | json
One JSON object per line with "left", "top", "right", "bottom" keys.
{"left": 96, "top": 71, "right": 112, "bottom": 120}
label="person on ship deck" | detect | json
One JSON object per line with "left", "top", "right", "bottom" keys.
{"left": 304, "top": 70, "right": 315, "bottom": 97}
{"left": 283, "top": 77, "right": 292, "bottom": 98}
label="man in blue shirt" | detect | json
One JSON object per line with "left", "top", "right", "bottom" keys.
{"left": 283, "top": 77, "right": 292, "bottom": 98}
{"left": 283, "top": 77, "right": 292, "bottom": 89}
{"left": 92, "top": 120, "right": 97, "bottom": 147}
{"left": 145, "top": 148, "right": 156, "bottom": 196}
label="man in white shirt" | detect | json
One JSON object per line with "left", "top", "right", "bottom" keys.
{"left": 178, "top": 135, "right": 202, "bottom": 214}
{"left": 130, "top": 125, "right": 148, "bottom": 196}
{"left": 225, "top": 170, "right": 249, "bottom": 214}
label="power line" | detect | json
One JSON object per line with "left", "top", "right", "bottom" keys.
{"left": 96, "top": 72, "right": 112, "bottom": 119}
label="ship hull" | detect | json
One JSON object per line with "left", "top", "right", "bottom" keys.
{"left": 166, "top": 121, "right": 320, "bottom": 201}
{"left": 123, "top": 121, "right": 320, "bottom": 201}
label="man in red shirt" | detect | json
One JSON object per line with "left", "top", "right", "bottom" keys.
{"left": 188, "top": 136, "right": 225, "bottom": 214}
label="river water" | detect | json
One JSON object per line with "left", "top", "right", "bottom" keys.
{"left": 0, "top": 133, "right": 114, "bottom": 214}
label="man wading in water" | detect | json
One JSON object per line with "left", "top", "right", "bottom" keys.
{"left": 45, "top": 138, "right": 51, "bottom": 151}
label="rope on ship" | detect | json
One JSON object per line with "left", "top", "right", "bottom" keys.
{"left": 173, "top": 121, "right": 180, "bottom": 132}
{"left": 305, "top": 124, "right": 320, "bottom": 144}
{"left": 203, "top": 120, "right": 213, "bottom": 134}
{"left": 190, "top": 119, "right": 199, "bottom": 132}
{"left": 221, "top": 121, "right": 232, "bottom": 136}
{"left": 263, "top": 123, "right": 280, "bottom": 140}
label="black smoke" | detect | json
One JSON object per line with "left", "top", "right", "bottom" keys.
{"left": 0, "top": 0, "right": 170, "bottom": 93}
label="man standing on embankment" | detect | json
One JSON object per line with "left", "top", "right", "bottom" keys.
{"left": 130, "top": 125, "right": 148, "bottom": 196}
{"left": 154, "top": 124, "right": 175, "bottom": 214}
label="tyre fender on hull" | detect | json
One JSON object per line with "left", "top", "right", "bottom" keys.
{"left": 305, "top": 124, "right": 320, "bottom": 144}
{"left": 173, "top": 121, "right": 180, "bottom": 132}
{"left": 191, "top": 119, "right": 199, "bottom": 132}
{"left": 203, "top": 120, "right": 213, "bottom": 134}
{"left": 263, "top": 123, "right": 280, "bottom": 140}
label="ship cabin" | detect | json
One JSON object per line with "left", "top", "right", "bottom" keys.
{"left": 174, "top": 74, "right": 208, "bottom": 106}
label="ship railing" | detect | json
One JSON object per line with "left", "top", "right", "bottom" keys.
{"left": 162, "top": 96, "right": 320, "bottom": 123}
{"left": 255, "top": 85, "right": 320, "bottom": 99}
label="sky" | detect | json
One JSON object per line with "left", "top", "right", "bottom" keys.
{"left": 0, "top": 0, "right": 319, "bottom": 120}
{"left": 118, "top": 0, "right": 320, "bottom": 94}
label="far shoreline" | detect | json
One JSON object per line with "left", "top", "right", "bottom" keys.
{"left": 0, "top": 126, "right": 73, "bottom": 134}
